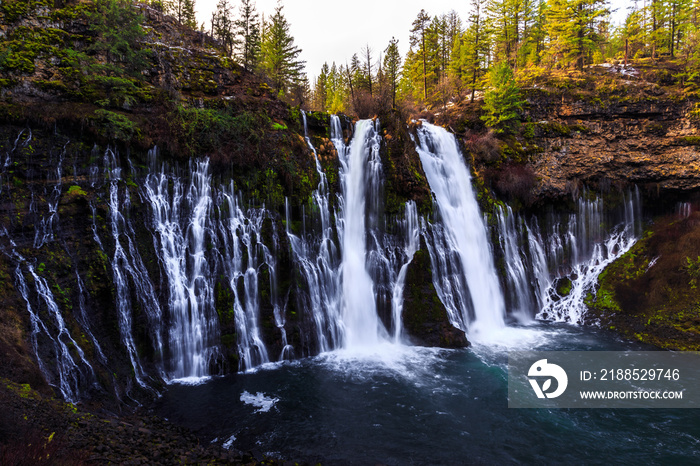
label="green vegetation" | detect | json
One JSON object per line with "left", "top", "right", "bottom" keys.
{"left": 480, "top": 62, "right": 524, "bottom": 133}
{"left": 67, "top": 186, "right": 88, "bottom": 197}
{"left": 685, "top": 256, "right": 700, "bottom": 289}
{"left": 588, "top": 218, "right": 700, "bottom": 351}
{"left": 166, "top": 105, "right": 260, "bottom": 158}
{"left": 90, "top": 109, "right": 141, "bottom": 143}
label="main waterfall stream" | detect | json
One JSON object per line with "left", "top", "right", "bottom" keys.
{"left": 155, "top": 121, "right": 700, "bottom": 464}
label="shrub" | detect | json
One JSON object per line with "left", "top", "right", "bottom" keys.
{"left": 89, "top": 109, "right": 140, "bottom": 142}
{"left": 491, "top": 163, "right": 537, "bottom": 204}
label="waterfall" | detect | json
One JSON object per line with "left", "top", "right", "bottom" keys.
{"left": 11, "top": 253, "right": 96, "bottom": 403}
{"left": 335, "top": 118, "right": 388, "bottom": 348}
{"left": 536, "top": 198, "right": 640, "bottom": 323}
{"left": 33, "top": 140, "right": 66, "bottom": 249}
{"left": 217, "top": 182, "right": 271, "bottom": 371}
{"left": 496, "top": 205, "right": 538, "bottom": 322}
{"left": 285, "top": 114, "right": 343, "bottom": 354}
{"left": 414, "top": 122, "right": 505, "bottom": 337}
{"left": 676, "top": 201, "right": 692, "bottom": 218}
{"left": 491, "top": 187, "right": 642, "bottom": 324}
{"left": 105, "top": 149, "right": 164, "bottom": 387}
{"left": 391, "top": 201, "right": 420, "bottom": 342}
{"left": 144, "top": 157, "right": 220, "bottom": 379}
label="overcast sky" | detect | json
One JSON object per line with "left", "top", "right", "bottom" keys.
{"left": 195, "top": 0, "right": 630, "bottom": 83}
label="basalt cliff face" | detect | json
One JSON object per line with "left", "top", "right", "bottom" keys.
{"left": 2, "top": 1, "right": 700, "bottom": 449}
{"left": 526, "top": 88, "right": 700, "bottom": 198}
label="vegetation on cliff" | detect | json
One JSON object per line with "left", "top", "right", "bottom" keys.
{"left": 587, "top": 208, "right": 700, "bottom": 351}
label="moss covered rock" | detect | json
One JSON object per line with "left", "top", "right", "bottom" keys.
{"left": 402, "top": 237, "right": 469, "bottom": 348}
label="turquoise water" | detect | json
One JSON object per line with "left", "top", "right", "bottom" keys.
{"left": 157, "top": 323, "right": 700, "bottom": 465}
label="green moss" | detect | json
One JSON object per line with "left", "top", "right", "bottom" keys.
{"left": 680, "top": 136, "right": 700, "bottom": 146}
{"left": 67, "top": 185, "right": 87, "bottom": 196}
{"left": 556, "top": 277, "right": 572, "bottom": 297}
{"left": 89, "top": 109, "right": 140, "bottom": 143}
{"left": 4, "top": 379, "right": 41, "bottom": 400}
{"left": 271, "top": 122, "right": 288, "bottom": 131}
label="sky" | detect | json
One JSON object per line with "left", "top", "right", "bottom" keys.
{"left": 195, "top": 0, "right": 630, "bottom": 83}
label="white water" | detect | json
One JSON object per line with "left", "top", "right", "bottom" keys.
{"left": 217, "top": 182, "right": 271, "bottom": 371}
{"left": 414, "top": 123, "right": 505, "bottom": 339}
{"left": 144, "top": 158, "right": 219, "bottom": 379}
{"left": 105, "top": 149, "right": 164, "bottom": 387}
{"left": 285, "top": 113, "right": 343, "bottom": 354}
{"left": 335, "top": 119, "right": 388, "bottom": 349}
{"left": 8, "top": 242, "right": 96, "bottom": 403}
{"left": 492, "top": 188, "right": 642, "bottom": 324}
{"left": 34, "top": 140, "right": 65, "bottom": 249}
{"left": 391, "top": 201, "right": 420, "bottom": 342}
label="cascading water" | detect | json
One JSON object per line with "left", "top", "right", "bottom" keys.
{"left": 144, "top": 156, "right": 220, "bottom": 380}
{"left": 676, "top": 201, "right": 692, "bottom": 218}
{"left": 492, "top": 187, "right": 643, "bottom": 324}
{"left": 34, "top": 140, "right": 66, "bottom": 249}
{"left": 535, "top": 191, "right": 641, "bottom": 323}
{"left": 390, "top": 201, "right": 420, "bottom": 342}
{"left": 496, "top": 205, "right": 543, "bottom": 322}
{"left": 8, "top": 244, "right": 96, "bottom": 403}
{"left": 335, "top": 118, "right": 388, "bottom": 348}
{"left": 285, "top": 113, "right": 343, "bottom": 354}
{"left": 105, "top": 149, "right": 165, "bottom": 387}
{"left": 414, "top": 122, "right": 505, "bottom": 338}
{"left": 217, "top": 182, "right": 272, "bottom": 371}
{"left": 0, "top": 116, "right": 657, "bottom": 408}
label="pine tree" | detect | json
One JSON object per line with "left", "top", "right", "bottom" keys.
{"left": 313, "top": 62, "right": 329, "bottom": 111}
{"left": 668, "top": 0, "right": 691, "bottom": 57}
{"left": 259, "top": 3, "right": 305, "bottom": 96}
{"left": 410, "top": 9, "right": 432, "bottom": 100}
{"left": 212, "top": 0, "right": 235, "bottom": 57}
{"left": 383, "top": 37, "right": 402, "bottom": 109}
{"left": 481, "top": 61, "right": 524, "bottom": 133}
{"left": 167, "top": 0, "right": 197, "bottom": 28}
{"left": 452, "top": 0, "right": 490, "bottom": 102}
{"left": 88, "top": 0, "right": 148, "bottom": 75}
{"left": 545, "top": 0, "right": 608, "bottom": 70}
{"left": 326, "top": 62, "right": 347, "bottom": 113}
{"left": 236, "top": 0, "right": 261, "bottom": 71}
{"left": 361, "top": 44, "right": 374, "bottom": 96}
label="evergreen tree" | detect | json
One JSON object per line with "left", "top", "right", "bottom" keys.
{"left": 383, "top": 37, "right": 402, "bottom": 109}
{"left": 454, "top": 0, "right": 490, "bottom": 101}
{"left": 487, "top": 0, "right": 516, "bottom": 65}
{"left": 668, "top": 0, "right": 691, "bottom": 57}
{"left": 236, "top": 0, "right": 261, "bottom": 71}
{"left": 410, "top": 9, "right": 432, "bottom": 100}
{"left": 621, "top": 5, "right": 647, "bottom": 60}
{"left": 326, "top": 62, "right": 347, "bottom": 113}
{"left": 259, "top": 3, "right": 305, "bottom": 96}
{"left": 481, "top": 61, "right": 524, "bottom": 133}
{"left": 545, "top": 0, "right": 608, "bottom": 69}
{"left": 361, "top": 44, "right": 374, "bottom": 96}
{"left": 88, "top": 0, "right": 148, "bottom": 75}
{"left": 167, "top": 0, "right": 197, "bottom": 28}
{"left": 313, "top": 62, "right": 329, "bottom": 111}
{"left": 212, "top": 0, "right": 236, "bottom": 57}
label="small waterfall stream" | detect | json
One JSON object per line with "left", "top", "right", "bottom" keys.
{"left": 144, "top": 157, "right": 220, "bottom": 380}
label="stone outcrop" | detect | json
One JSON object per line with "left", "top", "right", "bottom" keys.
{"left": 402, "top": 237, "right": 470, "bottom": 348}
{"left": 522, "top": 79, "right": 700, "bottom": 199}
